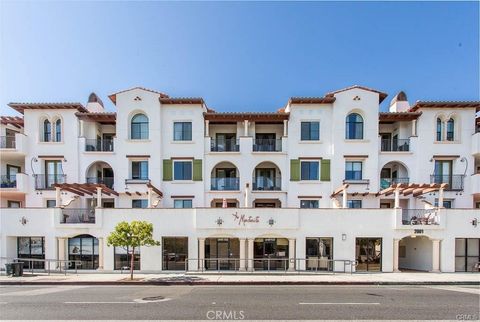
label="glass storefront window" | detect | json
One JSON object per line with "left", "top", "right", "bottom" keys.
{"left": 162, "top": 237, "right": 188, "bottom": 270}
{"left": 114, "top": 246, "right": 140, "bottom": 270}
{"left": 253, "top": 238, "right": 289, "bottom": 271}
{"left": 68, "top": 235, "right": 99, "bottom": 269}
{"left": 355, "top": 238, "right": 382, "bottom": 272}
{"left": 306, "top": 237, "right": 333, "bottom": 271}
{"left": 17, "top": 237, "right": 45, "bottom": 269}
{"left": 205, "top": 238, "right": 240, "bottom": 270}
{"left": 455, "top": 238, "right": 480, "bottom": 272}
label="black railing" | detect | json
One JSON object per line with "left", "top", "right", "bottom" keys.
{"left": 253, "top": 139, "right": 282, "bottom": 152}
{"left": 61, "top": 208, "right": 95, "bottom": 224}
{"left": 380, "top": 177, "right": 409, "bottom": 189}
{"left": 381, "top": 138, "right": 410, "bottom": 152}
{"left": 211, "top": 177, "right": 240, "bottom": 190}
{"left": 0, "top": 136, "right": 16, "bottom": 149}
{"left": 34, "top": 174, "right": 66, "bottom": 190}
{"left": 402, "top": 209, "right": 439, "bottom": 225}
{"left": 86, "top": 177, "right": 114, "bottom": 189}
{"left": 252, "top": 176, "right": 281, "bottom": 191}
{"left": 430, "top": 174, "right": 464, "bottom": 191}
{"left": 211, "top": 138, "right": 239, "bottom": 152}
{"left": 0, "top": 175, "right": 16, "bottom": 188}
{"left": 85, "top": 139, "right": 114, "bottom": 152}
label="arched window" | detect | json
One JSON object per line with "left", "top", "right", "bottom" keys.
{"left": 43, "top": 119, "right": 51, "bottom": 142}
{"left": 345, "top": 113, "right": 364, "bottom": 140}
{"left": 436, "top": 118, "right": 443, "bottom": 141}
{"left": 55, "top": 119, "right": 62, "bottom": 142}
{"left": 130, "top": 113, "right": 149, "bottom": 139}
{"left": 446, "top": 118, "right": 454, "bottom": 141}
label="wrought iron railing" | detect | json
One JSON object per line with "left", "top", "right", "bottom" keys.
{"left": 252, "top": 176, "right": 281, "bottom": 191}
{"left": 380, "top": 177, "right": 409, "bottom": 189}
{"left": 60, "top": 208, "right": 95, "bottom": 224}
{"left": 34, "top": 174, "right": 66, "bottom": 190}
{"left": 86, "top": 177, "right": 114, "bottom": 189}
{"left": 430, "top": 174, "right": 464, "bottom": 191}
{"left": 253, "top": 139, "right": 282, "bottom": 152}
{"left": 0, "top": 175, "right": 16, "bottom": 188}
{"left": 0, "top": 136, "right": 16, "bottom": 149}
{"left": 211, "top": 177, "right": 240, "bottom": 190}
{"left": 402, "top": 209, "right": 440, "bottom": 225}
{"left": 381, "top": 138, "right": 410, "bottom": 152}
{"left": 210, "top": 138, "right": 239, "bottom": 152}
{"left": 85, "top": 139, "right": 114, "bottom": 152}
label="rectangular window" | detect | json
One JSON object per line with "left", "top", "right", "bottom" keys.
{"left": 132, "top": 199, "right": 148, "bottom": 208}
{"left": 300, "top": 200, "right": 319, "bottom": 208}
{"left": 355, "top": 238, "right": 382, "bottom": 272}
{"left": 455, "top": 238, "right": 479, "bottom": 272}
{"left": 114, "top": 246, "right": 140, "bottom": 270}
{"left": 17, "top": 237, "right": 45, "bottom": 269}
{"left": 347, "top": 200, "right": 362, "bottom": 208}
{"left": 131, "top": 161, "right": 148, "bottom": 180}
{"left": 174, "top": 122, "right": 192, "bottom": 141}
{"left": 163, "top": 237, "right": 188, "bottom": 270}
{"left": 174, "top": 199, "right": 193, "bottom": 208}
{"left": 345, "top": 161, "right": 362, "bottom": 180}
{"left": 301, "top": 122, "right": 320, "bottom": 141}
{"left": 434, "top": 199, "right": 453, "bottom": 208}
{"left": 46, "top": 200, "right": 56, "bottom": 208}
{"left": 44, "top": 160, "right": 64, "bottom": 188}
{"left": 8, "top": 201, "right": 21, "bottom": 208}
{"left": 174, "top": 161, "right": 192, "bottom": 180}
{"left": 305, "top": 237, "right": 333, "bottom": 271}
{"left": 300, "top": 161, "right": 319, "bottom": 180}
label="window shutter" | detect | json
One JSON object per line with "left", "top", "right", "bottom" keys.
{"left": 163, "top": 159, "right": 172, "bottom": 181}
{"left": 193, "top": 159, "right": 203, "bottom": 181}
{"left": 321, "top": 159, "right": 331, "bottom": 181}
{"left": 290, "top": 159, "right": 300, "bottom": 181}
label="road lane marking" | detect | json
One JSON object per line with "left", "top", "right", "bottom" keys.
{"left": 299, "top": 302, "right": 380, "bottom": 305}
{"left": 0, "top": 286, "right": 88, "bottom": 297}
{"left": 65, "top": 301, "right": 138, "bottom": 304}
{"left": 424, "top": 286, "right": 480, "bottom": 295}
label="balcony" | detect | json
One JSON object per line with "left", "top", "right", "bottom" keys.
{"left": 60, "top": 208, "right": 95, "bottom": 224}
{"left": 253, "top": 139, "right": 282, "bottom": 152}
{"left": 85, "top": 139, "right": 114, "bottom": 152}
{"left": 380, "top": 177, "right": 409, "bottom": 189}
{"left": 34, "top": 174, "right": 66, "bottom": 190}
{"left": 86, "top": 177, "right": 114, "bottom": 189}
{"left": 0, "top": 136, "right": 15, "bottom": 149}
{"left": 0, "top": 175, "right": 17, "bottom": 188}
{"left": 252, "top": 176, "right": 281, "bottom": 191}
{"left": 211, "top": 138, "right": 239, "bottom": 152}
{"left": 380, "top": 138, "right": 410, "bottom": 152}
{"left": 401, "top": 209, "right": 440, "bottom": 226}
{"left": 430, "top": 174, "right": 464, "bottom": 191}
{"left": 211, "top": 177, "right": 240, "bottom": 191}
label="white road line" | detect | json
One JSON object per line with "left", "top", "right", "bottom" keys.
{"left": 0, "top": 286, "right": 89, "bottom": 297}
{"left": 64, "top": 301, "right": 137, "bottom": 304}
{"left": 299, "top": 302, "right": 380, "bottom": 305}
{"left": 424, "top": 286, "right": 480, "bottom": 295}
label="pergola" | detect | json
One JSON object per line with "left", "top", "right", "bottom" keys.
{"left": 125, "top": 183, "right": 164, "bottom": 207}
{"left": 52, "top": 183, "right": 119, "bottom": 207}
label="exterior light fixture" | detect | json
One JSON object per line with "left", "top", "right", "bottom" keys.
{"left": 471, "top": 218, "right": 478, "bottom": 228}
{"left": 342, "top": 234, "right": 347, "bottom": 241}
{"left": 216, "top": 217, "right": 224, "bottom": 226}
{"left": 268, "top": 218, "right": 275, "bottom": 226}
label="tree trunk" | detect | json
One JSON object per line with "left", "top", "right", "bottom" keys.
{"left": 130, "top": 247, "right": 134, "bottom": 280}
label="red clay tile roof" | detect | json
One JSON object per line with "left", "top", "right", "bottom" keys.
{"left": 378, "top": 112, "right": 422, "bottom": 122}
{"left": 325, "top": 85, "right": 388, "bottom": 103}
{"left": 8, "top": 103, "right": 87, "bottom": 114}
{"left": 75, "top": 112, "right": 117, "bottom": 124}
{"left": 159, "top": 97, "right": 204, "bottom": 105}
{"left": 0, "top": 116, "right": 24, "bottom": 128}
{"left": 204, "top": 112, "right": 289, "bottom": 122}
{"left": 409, "top": 101, "right": 480, "bottom": 111}
{"left": 108, "top": 86, "right": 169, "bottom": 104}
{"left": 289, "top": 97, "right": 336, "bottom": 104}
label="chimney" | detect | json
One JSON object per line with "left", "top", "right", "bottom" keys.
{"left": 389, "top": 91, "right": 410, "bottom": 112}
{"left": 86, "top": 93, "right": 105, "bottom": 112}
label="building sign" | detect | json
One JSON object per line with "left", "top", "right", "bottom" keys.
{"left": 232, "top": 212, "right": 260, "bottom": 226}
{"left": 414, "top": 229, "right": 424, "bottom": 234}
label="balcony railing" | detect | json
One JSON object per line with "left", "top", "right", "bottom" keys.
{"left": 430, "top": 174, "right": 464, "bottom": 191}
{"left": 85, "top": 139, "right": 114, "bottom": 152}
{"left": 381, "top": 139, "right": 410, "bottom": 152}
{"left": 252, "top": 176, "right": 281, "bottom": 191}
{"left": 34, "top": 174, "right": 66, "bottom": 190}
{"left": 86, "top": 177, "right": 114, "bottom": 189}
{"left": 211, "top": 177, "right": 240, "bottom": 190}
{"left": 0, "top": 175, "right": 16, "bottom": 188}
{"left": 0, "top": 136, "right": 16, "bottom": 149}
{"left": 380, "top": 177, "right": 409, "bottom": 189}
{"left": 253, "top": 139, "right": 282, "bottom": 152}
{"left": 211, "top": 138, "right": 239, "bottom": 152}
{"left": 402, "top": 209, "right": 439, "bottom": 225}
{"left": 61, "top": 208, "right": 95, "bottom": 224}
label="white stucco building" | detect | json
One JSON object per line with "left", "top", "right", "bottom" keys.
{"left": 0, "top": 85, "right": 479, "bottom": 273}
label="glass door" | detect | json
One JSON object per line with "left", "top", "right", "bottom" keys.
{"left": 356, "top": 238, "right": 382, "bottom": 272}
{"left": 255, "top": 168, "right": 275, "bottom": 190}
{"left": 434, "top": 160, "right": 452, "bottom": 185}
{"left": 45, "top": 160, "right": 63, "bottom": 188}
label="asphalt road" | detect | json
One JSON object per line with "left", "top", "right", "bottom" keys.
{"left": 0, "top": 285, "right": 479, "bottom": 320}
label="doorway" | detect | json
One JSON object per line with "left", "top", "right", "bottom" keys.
{"left": 205, "top": 238, "right": 239, "bottom": 270}
{"left": 254, "top": 238, "right": 289, "bottom": 271}
{"left": 355, "top": 238, "right": 382, "bottom": 272}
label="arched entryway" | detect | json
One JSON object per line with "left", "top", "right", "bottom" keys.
{"left": 85, "top": 161, "right": 114, "bottom": 189}
{"left": 252, "top": 161, "right": 281, "bottom": 191}
{"left": 397, "top": 236, "right": 436, "bottom": 272}
{"left": 210, "top": 161, "right": 239, "bottom": 191}
{"left": 68, "top": 234, "right": 99, "bottom": 269}
{"left": 380, "top": 161, "right": 409, "bottom": 189}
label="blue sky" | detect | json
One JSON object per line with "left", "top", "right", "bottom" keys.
{"left": 0, "top": 1, "right": 478, "bottom": 115}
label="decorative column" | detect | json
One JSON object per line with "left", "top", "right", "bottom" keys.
{"left": 393, "top": 239, "right": 400, "bottom": 272}
{"left": 247, "top": 238, "right": 254, "bottom": 271}
{"left": 57, "top": 237, "right": 66, "bottom": 270}
{"left": 198, "top": 238, "right": 205, "bottom": 271}
{"left": 244, "top": 120, "right": 249, "bottom": 136}
{"left": 239, "top": 238, "right": 246, "bottom": 271}
{"left": 283, "top": 120, "right": 288, "bottom": 137}
{"left": 205, "top": 120, "right": 209, "bottom": 137}
{"left": 147, "top": 187, "right": 153, "bottom": 208}
{"left": 394, "top": 188, "right": 400, "bottom": 208}
{"left": 288, "top": 239, "right": 295, "bottom": 271}
{"left": 79, "top": 120, "right": 84, "bottom": 137}
{"left": 438, "top": 187, "right": 445, "bottom": 208}
{"left": 55, "top": 187, "right": 62, "bottom": 207}
{"left": 342, "top": 191, "right": 348, "bottom": 209}
{"left": 244, "top": 183, "right": 250, "bottom": 208}
{"left": 412, "top": 119, "right": 417, "bottom": 136}
{"left": 98, "top": 237, "right": 104, "bottom": 270}
{"left": 431, "top": 239, "right": 441, "bottom": 272}
{"left": 96, "top": 187, "right": 102, "bottom": 208}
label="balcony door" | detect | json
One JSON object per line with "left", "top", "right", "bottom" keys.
{"left": 434, "top": 160, "right": 452, "bottom": 184}
{"left": 255, "top": 168, "right": 275, "bottom": 190}
{"left": 45, "top": 160, "right": 63, "bottom": 188}
{"left": 215, "top": 133, "right": 236, "bottom": 152}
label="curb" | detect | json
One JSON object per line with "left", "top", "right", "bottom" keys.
{"left": 1, "top": 281, "right": 479, "bottom": 286}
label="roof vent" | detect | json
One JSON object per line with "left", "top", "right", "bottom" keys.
{"left": 86, "top": 92, "right": 105, "bottom": 112}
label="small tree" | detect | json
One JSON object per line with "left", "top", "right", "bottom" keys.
{"left": 107, "top": 221, "right": 160, "bottom": 280}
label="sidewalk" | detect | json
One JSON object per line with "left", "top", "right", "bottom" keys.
{"left": 1, "top": 272, "right": 479, "bottom": 285}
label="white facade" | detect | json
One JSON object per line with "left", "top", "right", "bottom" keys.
{"left": 0, "top": 85, "right": 479, "bottom": 273}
